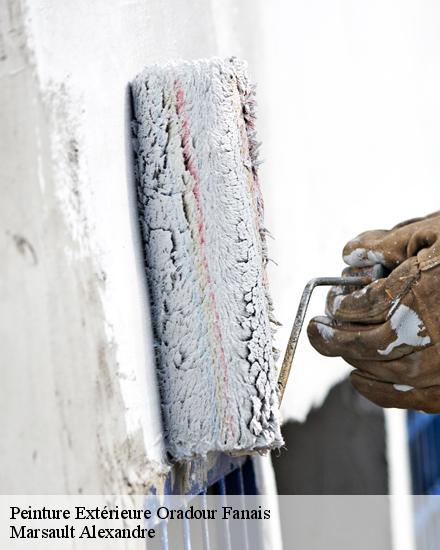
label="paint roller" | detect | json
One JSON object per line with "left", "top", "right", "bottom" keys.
{"left": 131, "top": 57, "right": 283, "bottom": 460}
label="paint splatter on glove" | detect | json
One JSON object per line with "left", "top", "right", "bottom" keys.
{"left": 307, "top": 212, "right": 440, "bottom": 412}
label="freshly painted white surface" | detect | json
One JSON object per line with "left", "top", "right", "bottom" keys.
{"left": 26, "top": 0, "right": 267, "bottom": 453}
{"left": 257, "top": 0, "right": 440, "bottom": 421}
{"left": 1, "top": 0, "right": 267, "bottom": 493}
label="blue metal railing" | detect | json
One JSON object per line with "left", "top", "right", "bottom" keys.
{"left": 407, "top": 411, "right": 440, "bottom": 550}
{"left": 407, "top": 411, "right": 440, "bottom": 495}
{"left": 152, "top": 456, "right": 258, "bottom": 550}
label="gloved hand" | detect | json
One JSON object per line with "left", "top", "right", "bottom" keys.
{"left": 307, "top": 212, "right": 440, "bottom": 412}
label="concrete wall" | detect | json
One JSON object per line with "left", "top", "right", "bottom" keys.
{"left": 0, "top": 0, "right": 265, "bottom": 493}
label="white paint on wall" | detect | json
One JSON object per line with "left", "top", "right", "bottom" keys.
{"left": 256, "top": 0, "right": 440, "bottom": 422}
{"left": 1, "top": 0, "right": 268, "bottom": 494}
{"left": 25, "top": 0, "right": 268, "bottom": 464}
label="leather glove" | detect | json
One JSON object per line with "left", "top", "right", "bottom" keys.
{"left": 307, "top": 212, "right": 440, "bottom": 413}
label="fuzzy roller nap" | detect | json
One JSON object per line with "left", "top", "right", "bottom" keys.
{"left": 131, "top": 57, "right": 283, "bottom": 459}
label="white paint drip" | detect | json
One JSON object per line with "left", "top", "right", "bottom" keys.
{"left": 331, "top": 294, "right": 345, "bottom": 314}
{"left": 316, "top": 322, "right": 335, "bottom": 342}
{"left": 352, "top": 285, "right": 369, "bottom": 298}
{"left": 343, "top": 247, "right": 385, "bottom": 267}
{"left": 332, "top": 286, "right": 345, "bottom": 295}
{"left": 378, "top": 304, "right": 431, "bottom": 356}
{"left": 393, "top": 384, "right": 414, "bottom": 392}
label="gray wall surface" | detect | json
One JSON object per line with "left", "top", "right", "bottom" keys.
{"left": 274, "top": 379, "right": 392, "bottom": 549}
{"left": 274, "top": 379, "right": 389, "bottom": 494}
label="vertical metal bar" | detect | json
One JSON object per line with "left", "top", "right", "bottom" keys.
{"left": 434, "top": 495, "right": 439, "bottom": 550}
{"left": 435, "top": 419, "right": 440, "bottom": 493}
{"left": 422, "top": 423, "right": 429, "bottom": 493}
{"left": 422, "top": 423, "right": 430, "bottom": 493}
{"left": 418, "top": 425, "right": 424, "bottom": 493}
{"left": 238, "top": 466, "right": 250, "bottom": 550}
{"left": 218, "top": 477, "right": 226, "bottom": 495}
{"left": 427, "top": 422, "right": 434, "bottom": 493}
{"left": 237, "top": 465, "right": 245, "bottom": 493}
{"left": 218, "top": 478, "right": 232, "bottom": 550}
{"left": 201, "top": 493, "right": 211, "bottom": 550}
{"left": 437, "top": 497, "right": 440, "bottom": 550}
{"left": 418, "top": 418, "right": 424, "bottom": 493}
{"left": 160, "top": 520, "right": 169, "bottom": 550}
{"left": 434, "top": 419, "right": 440, "bottom": 494}
{"left": 182, "top": 515, "right": 192, "bottom": 550}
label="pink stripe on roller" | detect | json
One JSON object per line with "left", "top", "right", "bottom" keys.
{"left": 174, "top": 83, "right": 235, "bottom": 440}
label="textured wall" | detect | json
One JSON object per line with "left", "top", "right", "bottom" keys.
{"left": 0, "top": 0, "right": 265, "bottom": 493}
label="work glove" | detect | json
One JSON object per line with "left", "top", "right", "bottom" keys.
{"left": 307, "top": 212, "right": 440, "bottom": 413}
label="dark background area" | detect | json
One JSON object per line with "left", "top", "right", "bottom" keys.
{"left": 273, "top": 378, "right": 388, "bottom": 494}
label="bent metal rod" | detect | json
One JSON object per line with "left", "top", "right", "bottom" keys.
{"left": 277, "top": 276, "right": 372, "bottom": 405}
